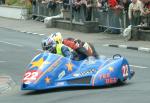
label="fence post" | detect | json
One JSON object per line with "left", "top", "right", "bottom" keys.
{"left": 104, "top": 9, "right": 111, "bottom": 32}
{"left": 91, "top": 0, "right": 97, "bottom": 21}
{"left": 123, "top": 10, "right": 126, "bottom": 29}
{"left": 37, "top": 1, "right": 40, "bottom": 17}
{"left": 70, "top": 0, "right": 73, "bottom": 30}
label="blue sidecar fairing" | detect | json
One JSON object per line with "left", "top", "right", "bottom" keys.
{"left": 21, "top": 52, "right": 134, "bottom": 90}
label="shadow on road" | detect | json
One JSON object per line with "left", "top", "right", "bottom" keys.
{"left": 22, "top": 82, "right": 133, "bottom": 96}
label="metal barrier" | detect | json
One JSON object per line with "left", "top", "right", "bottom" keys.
{"left": 141, "top": 14, "right": 150, "bottom": 27}
{"left": 97, "top": 8, "right": 126, "bottom": 33}
{"left": 31, "top": 1, "right": 126, "bottom": 32}
{"left": 148, "top": 15, "right": 150, "bottom": 26}
{"left": 31, "top": 2, "right": 149, "bottom": 32}
{"left": 71, "top": 6, "right": 127, "bottom": 33}
{"left": 32, "top": 1, "right": 62, "bottom": 19}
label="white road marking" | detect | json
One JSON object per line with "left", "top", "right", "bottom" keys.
{"left": 27, "top": 32, "right": 32, "bottom": 34}
{"left": 0, "top": 61, "right": 7, "bottom": 63}
{"left": 118, "top": 45, "right": 127, "bottom": 48}
{"left": 102, "top": 44, "right": 109, "bottom": 46}
{"left": 32, "top": 33, "right": 38, "bottom": 35}
{"left": 0, "top": 41, "right": 23, "bottom": 47}
{"left": 39, "top": 34, "right": 45, "bottom": 36}
{"left": 20, "top": 31, "right": 26, "bottom": 33}
{"left": 138, "top": 47, "right": 150, "bottom": 52}
{"left": 130, "top": 65, "right": 148, "bottom": 69}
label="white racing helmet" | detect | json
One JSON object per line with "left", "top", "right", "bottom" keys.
{"left": 41, "top": 37, "right": 56, "bottom": 52}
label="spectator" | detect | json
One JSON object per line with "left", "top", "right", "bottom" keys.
{"left": 32, "top": 0, "right": 37, "bottom": 19}
{"left": 41, "top": 0, "right": 49, "bottom": 17}
{"left": 123, "top": 0, "right": 131, "bottom": 12}
{"left": 63, "top": 0, "right": 70, "bottom": 10}
{"left": 107, "top": 0, "right": 124, "bottom": 34}
{"left": 97, "top": 0, "right": 103, "bottom": 9}
{"left": 96, "top": 0, "right": 107, "bottom": 10}
{"left": 122, "top": 0, "right": 131, "bottom": 27}
{"left": 80, "top": 0, "right": 87, "bottom": 21}
{"left": 128, "top": 0, "right": 142, "bottom": 26}
{"left": 143, "top": 0, "right": 150, "bottom": 14}
{"left": 47, "top": 0, "right": 56, "bottom": 10}
{"left": 143, "top": 0, "right": 150, "bottom": 26}
{"left": 47, "top": 0, "right": 57, "bottom": 16}
{"left": 140, "top": 0, "right": 150, "bottom": 26}
{"left": 72, "top": 0, "right": 87, "bottom": 22}
{"left": 98, "top": 0, "right": 102, "bottom": 6}
{"left": 93, "top": 0, "right": 103, "bottom": 22}
{"left": 55, "top": 0, "right": 63, "bottom": 15}
{"left": 73, "top": 0, "right": 81, "bottom": 11}
{"left": 94, "top": 0, "right": 108, "bottom": 26}
{"left": 72, "top": 0, "right": 82, "bottom": 22}
{"left": 85, "top": 0, "right": 93, "bottom": 21}
{"left": 42, "top": 0, "right": 49, "bottom": 3}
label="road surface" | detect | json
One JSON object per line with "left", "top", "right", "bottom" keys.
{"left": 0, "top": 28, "right": 150, "bottom": 103}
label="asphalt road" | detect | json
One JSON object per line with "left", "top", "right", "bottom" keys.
{"left": 0, "top": 28, "right": 150, "bottom": 103}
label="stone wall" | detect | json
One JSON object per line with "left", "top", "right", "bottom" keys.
{"left": 0, "top": 5, "right": 28, "bottom": 19}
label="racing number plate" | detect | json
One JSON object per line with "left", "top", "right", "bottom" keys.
{"left": 23, "top": 70, "right": 42, "bottom": 83}
{"left": 122, "top": 65, "right": 129, "bottom": 77}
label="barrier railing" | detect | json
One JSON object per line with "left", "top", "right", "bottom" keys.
{"left": 97, "top": 9, "right": 127, "bottom": 33}
{"left": 32, "top": 2, "right": 62, "bottom": 19}
{"left": 32, "top": 2, "right": 150, "bottom": 32}
{"left": 71, "top": 6, "right": 127, "bottom": 33}
{"left": 142, "top": 14, "right": 150, "bottom": 27}
{"left": 71, "top": 5, "right": 131, "bottom": 33}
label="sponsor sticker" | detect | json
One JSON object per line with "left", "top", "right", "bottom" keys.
{"left": 73, "top": 69, "right": 97, "bottom": 77}
{"left": 99, "top": 73, "right": 117, "bottom": 84}
{"left": 105, "top": 78, "right": 117, "bottom": 84}
{"left": 73, "top": 73, "right": 80, "bottom": 77}
{"left": 58, "top": 70, "right": 65, "bottom": 79}
{"left": 56, "top": 82, "right": 65, "bottom": 86}
{"left": 99, "top": 73, "right": 110, "bottom": 79}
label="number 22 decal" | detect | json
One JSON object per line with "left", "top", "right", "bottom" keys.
{"left": 122, "top": 65, "right": 129, "bottom": 77}
{"left": 23, "top": 70, "right": 40, "bottom": 82}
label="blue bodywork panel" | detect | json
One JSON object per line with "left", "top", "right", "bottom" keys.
{"left": 21, "top": 52, "right": 134, "bottom": 90}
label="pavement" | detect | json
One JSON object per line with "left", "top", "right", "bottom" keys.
{"left": 0, "top": 17, "right": 150, "bottom": 53}
{"left": 0, "top": 76, "right": 16, "bottom": 94}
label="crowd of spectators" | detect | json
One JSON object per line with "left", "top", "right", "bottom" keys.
{"left": 0, "top": 0, "right": 149, "bottom": 28}
{"left": 32, "top": 0, "right": 149, "bottom": 27}
{"left": 128, "top": 0, "right": 150, "bottom": 26}
{"left": 107, "top": 0, "right": 149, "bottom": 33}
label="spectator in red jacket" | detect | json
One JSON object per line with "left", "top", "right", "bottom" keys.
{"left": 107, "top": 0, "right": 124, "bottom": 34}
{"left": 108, "top": 0, "right": 124, "bottom": 14}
